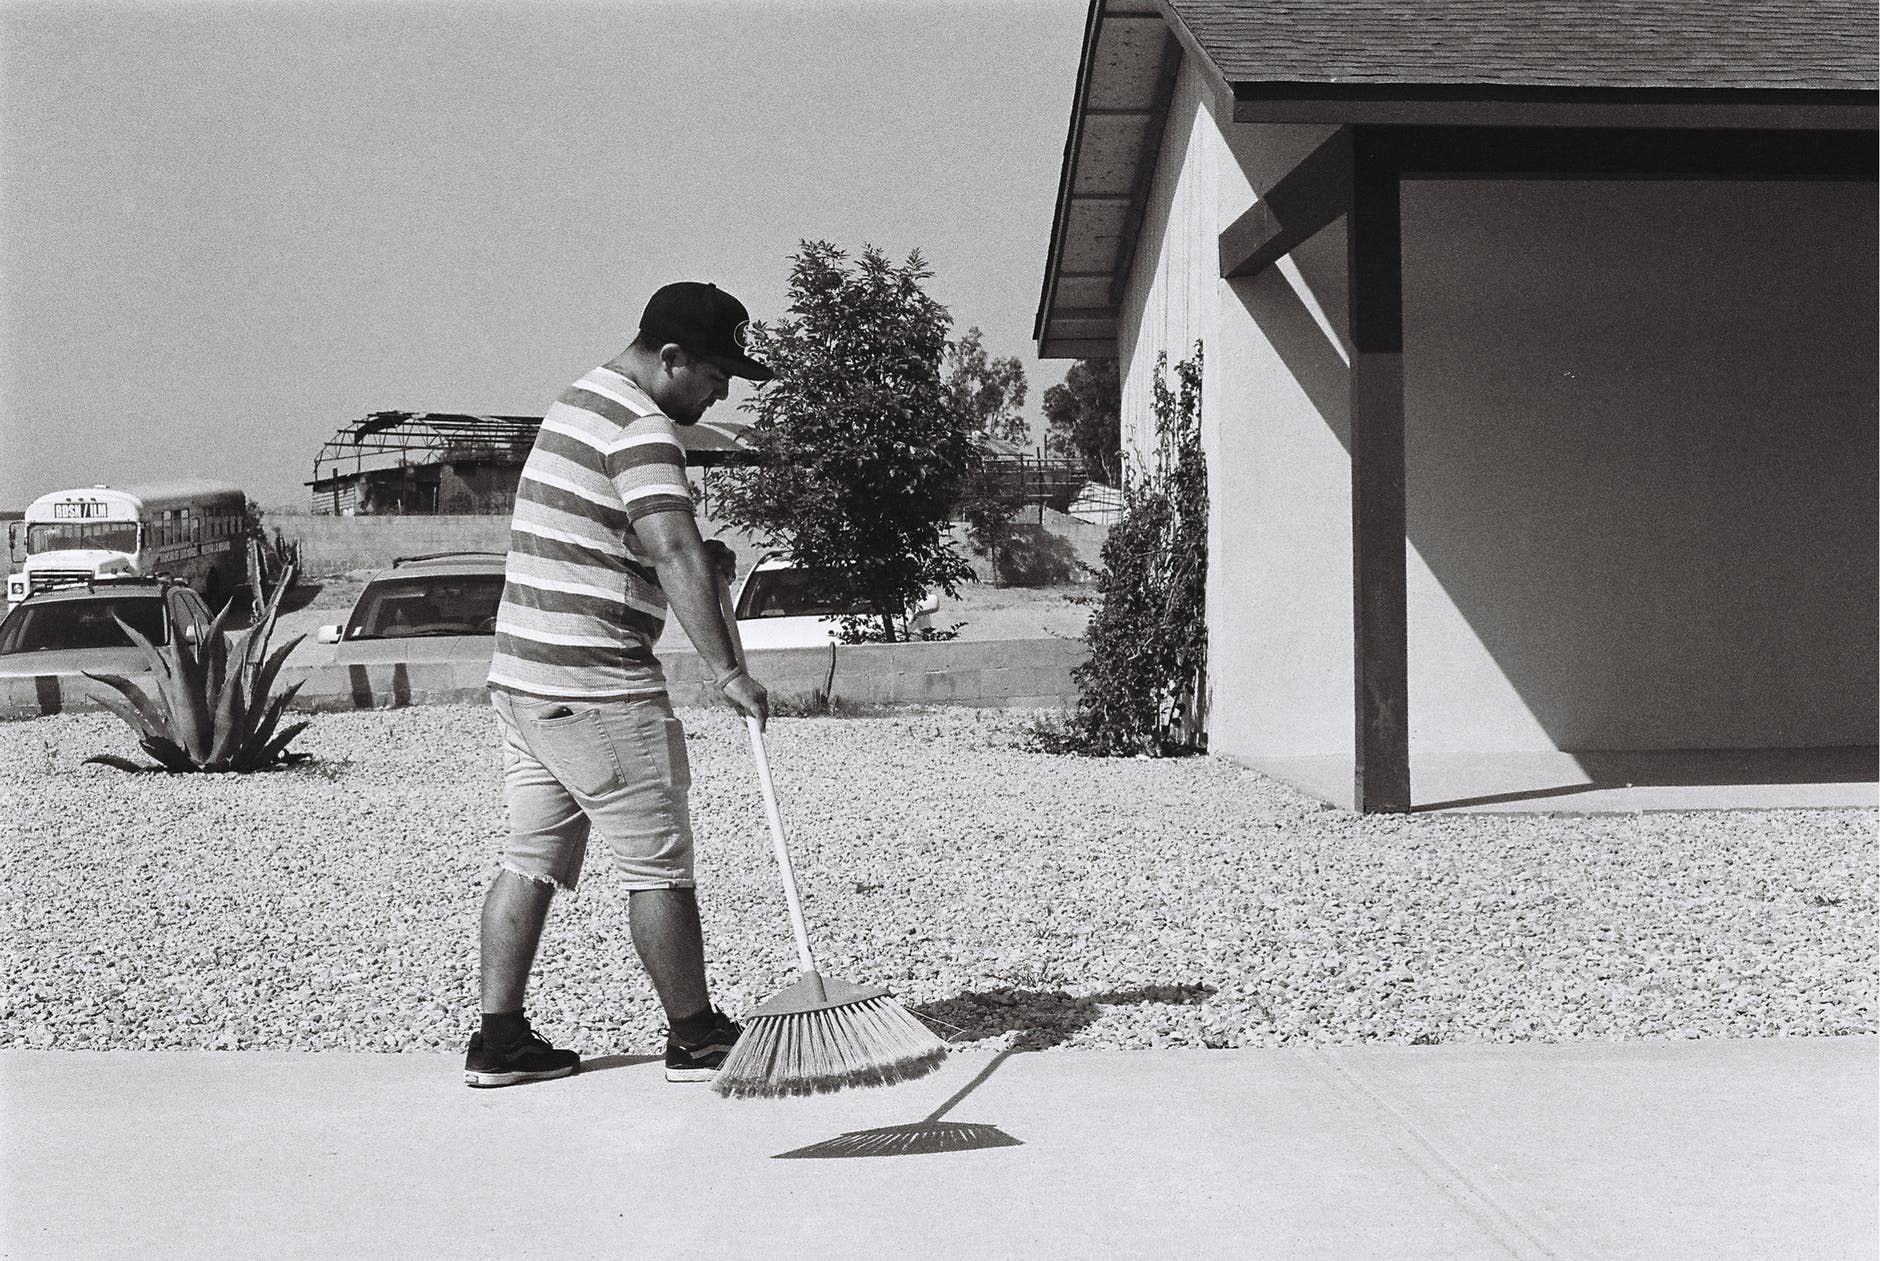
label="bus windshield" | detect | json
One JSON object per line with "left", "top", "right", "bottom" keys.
{"left": 27, "top": 522, "right": 139, "bottom": 555}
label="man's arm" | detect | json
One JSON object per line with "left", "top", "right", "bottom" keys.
{"left": 634, "top": 510, "right": 768, "bottom": 728}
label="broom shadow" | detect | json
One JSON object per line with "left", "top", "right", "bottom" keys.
{"left": 770, "top": 981, "right": 1216, "bottom": 1159}
{"left": 772, "top": 1044, "right": 1024, "bottom": 1159}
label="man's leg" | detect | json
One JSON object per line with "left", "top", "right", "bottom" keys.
{"left": 481, "top": 869, "right": 556, "bottom": 1013}
{"left": 632, "top": 885, "right": 740, "bottom": 1082}
{"left": 628, "top": 886, "right": 710, "bottom": 1025}
{"left": 465, "top": 696, "right": 584, "bottom": 1087}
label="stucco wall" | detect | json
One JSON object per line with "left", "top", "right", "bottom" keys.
{"left": 1402, "top": 178, "right": 1878, "bottom": 750}
{"left": 1116, "top": 55, "right": 1877, "bottom": 759}
{"left": 1120, "top": 63, "right": 1356, "bottom": 761}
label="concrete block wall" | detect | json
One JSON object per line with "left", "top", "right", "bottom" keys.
{"left": 0, "top": 637, "right": 1090, "bottom": 721}
{"left": 266, "top": 513, "right": 512, "bottom": 577}
{"left": 267, "top": 512, "right": 1108, "bottom": 587}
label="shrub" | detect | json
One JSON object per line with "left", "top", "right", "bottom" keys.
{"left": 83, "top": 570, "right": 312, "bottom": 773}
{"left": 1038, "top": 345, "right": 1207, "bottom": 757}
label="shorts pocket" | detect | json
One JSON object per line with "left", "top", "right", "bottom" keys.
{"left": 523, "top": 709, "right": 625, "bottom": 797}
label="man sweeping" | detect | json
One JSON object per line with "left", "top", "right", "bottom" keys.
{"left": 466, "top": 281, "right": 773, "bottom": 1088}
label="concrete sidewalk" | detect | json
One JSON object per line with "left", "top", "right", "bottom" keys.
{"left": 3, "top": 1038, "right": 1873, "bottom": 1259}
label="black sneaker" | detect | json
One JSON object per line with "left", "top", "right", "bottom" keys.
{"left": 463, "top": 1023, "right": 581, "bottom": 1088}
{"left": 665, "top": 1010, "right": 742, "bottom": 1083}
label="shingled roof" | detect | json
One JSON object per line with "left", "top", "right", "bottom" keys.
{"left": 1170, "top": 0, "right": 1878, "bottom": 92}
{"left": 1034, "top": 0, "right": 1878, "bottom": 357}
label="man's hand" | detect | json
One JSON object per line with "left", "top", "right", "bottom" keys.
{"left": 720, "top": 670, "right": 768, "bottom": 730}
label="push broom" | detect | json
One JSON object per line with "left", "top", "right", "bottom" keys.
{"left": 711, "top": 576, "right": 949, "bottom": 1098}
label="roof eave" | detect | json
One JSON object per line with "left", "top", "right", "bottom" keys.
{"left": 1231, "top": 82, "right": 1880, "bottom": 130}
{"left": 1034, "top": 1, "right": 1127, "bottom": 349}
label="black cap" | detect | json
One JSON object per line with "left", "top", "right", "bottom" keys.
{"left": 638, "top": 282, "right": 773, "bottom": 383}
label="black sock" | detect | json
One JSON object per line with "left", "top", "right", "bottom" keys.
{"left": 481, "top": 1010, "right": 528, "bottom": 1046}
{"left": 669, "top": 1006, "right": 717, "bottom": 1046}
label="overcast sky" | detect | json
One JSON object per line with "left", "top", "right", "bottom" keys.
{"left": 1, "top": 0, "right": 1087, "bottom": 509}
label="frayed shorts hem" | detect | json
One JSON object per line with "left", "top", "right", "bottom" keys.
{"left": 496, "top": 861, "right": 575, "bottom": 894}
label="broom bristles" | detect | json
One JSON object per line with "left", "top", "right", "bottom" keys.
{"left": 712, "top": 993, "right": 948, "bottom": 1099}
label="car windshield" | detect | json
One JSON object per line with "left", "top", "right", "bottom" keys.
{"left": 734, "top": 568, "right": 873, "bottom": 620}
{"left": 0, "top": 597, "right": 168, "bottom": 653}
{"left": 348, "top": 574, "right": 505, "bottom": 639}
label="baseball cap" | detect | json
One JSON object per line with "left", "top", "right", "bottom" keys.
{"left": 639, "top": 282, "right": 773, "bottom": 383}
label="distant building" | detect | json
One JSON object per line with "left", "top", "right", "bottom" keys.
{"left": 307, "top": 412, "right": 760, "bottom": 516}
{"left": 309, "top": 412, "right": 1070, "bottom": 521}
{"left": 975, "top": 435, "right": 1086, "bottom": 516}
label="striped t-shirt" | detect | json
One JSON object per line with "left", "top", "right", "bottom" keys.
{"left": 486, "top": 365, "right": 695, "bottom": 701}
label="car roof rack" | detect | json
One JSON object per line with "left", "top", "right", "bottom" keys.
{"left": 390, "top": 551, "right": 507, "bottom": 568}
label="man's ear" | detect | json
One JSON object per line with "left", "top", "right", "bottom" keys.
{"left": 656, "top": 343, "right": 687, "bottom": 375}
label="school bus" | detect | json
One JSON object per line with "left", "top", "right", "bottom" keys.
{"left": 5, "top": 481, "right": 250, "bottom": 609}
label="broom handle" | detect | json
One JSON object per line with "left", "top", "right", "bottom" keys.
{"left": 744, "top": 717, "right": 818, "bottom": 976}
{"left": 717, "top": 573, "right": 819, "bottom": 976}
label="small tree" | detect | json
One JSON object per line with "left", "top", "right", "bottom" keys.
{"left": 944, "top": 327, "right": 1033, "bottom": 584}
{"left": 714, "top": 242, "right": 978, "bottom": 642}
{"left": 1049, "top": 345, "right": 1206, "bottom": 756}
{"left": 943, "top": 327, "right": 1030, "bottom": 447}
{"left": 1043, "top": 358, "right": 1122, "bottom": 486}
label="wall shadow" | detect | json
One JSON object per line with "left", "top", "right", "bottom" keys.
{"left": 1232, "top": 265, "right": 1350, "bottom": 454}
{"left": 1413, "top": 746, "right": 1880, "bottom": 812}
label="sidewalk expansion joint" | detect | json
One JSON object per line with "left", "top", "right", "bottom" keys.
{"left": 1306, "top": 1049, "right": 1585, "bottom": 1261}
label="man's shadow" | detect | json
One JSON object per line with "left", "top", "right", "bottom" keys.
{"left": 772, "top": 982, "right": 1217, "bottom": 1159}
{"left": 579, "top": 1053, "right": 662, "bottom": 1074}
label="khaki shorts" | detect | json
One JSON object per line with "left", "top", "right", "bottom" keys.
{"left": 491, "top": 690, "right": 695, "bottom": 891}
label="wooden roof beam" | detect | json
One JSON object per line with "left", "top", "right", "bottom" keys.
{"left": 1218, "top": 127, "right": 1352, "bottom": 279}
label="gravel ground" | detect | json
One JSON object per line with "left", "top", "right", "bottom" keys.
{"left": 2, "top": 706, "right": 1873, "bottom": 1057}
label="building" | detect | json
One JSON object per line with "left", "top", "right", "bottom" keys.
{"left": 307, "top": 412, "right": 760, "bottom": 516}
{"left": 1035, "top": 0, "right": 1878, "bottom": 811}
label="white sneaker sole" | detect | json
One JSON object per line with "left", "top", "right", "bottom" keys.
{"left": 464, "top": 1064, "right": 578, "bottom": 1088}
{"left": 664, "top": 1065, "right": 719, "bottom": 1083}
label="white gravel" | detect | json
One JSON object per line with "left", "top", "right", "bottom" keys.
{"left": 2, "top": 706, "right": 1873, "bottom": 1056}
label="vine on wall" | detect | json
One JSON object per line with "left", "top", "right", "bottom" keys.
{"left": 1039, "top": 343, "right": 1208, "bottom": 757}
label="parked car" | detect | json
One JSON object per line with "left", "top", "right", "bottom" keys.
{"left": 729, "top": 555, "right": 939, "bottom": 650}
{"left": 316, "top": 553, "right": 506, "bottom": 666}
{"left": 0, "top": 577, "right": 214, "bottom": 678}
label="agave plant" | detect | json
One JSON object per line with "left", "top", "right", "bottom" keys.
{"left": 83, "top": 569, "right": 312, "bottom": 773}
